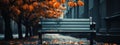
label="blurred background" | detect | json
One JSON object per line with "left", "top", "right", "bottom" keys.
{"left": 0, "top": 0, "right": 120, "bottom": 45}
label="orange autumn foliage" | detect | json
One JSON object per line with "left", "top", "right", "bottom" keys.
{"left": 52, "top": 0, "right": 57, "bottom": 2}
{"left": 48, "top": 1, "right": 54, "bottom": 7}
{"left": 29, "top": 14, "right": 35, "bottom": 20}
{"left": 22, "top": 4, "right": 29, "bottom": 10}
{"left": 32, "top": 2, "right": 39, "bottom": 7}
{"left": 60, "top": 0, "right": 66, "bottom": 4}
{"left": 16, "top": 0, "right": 23, "bottom": 5}
{"left": 36, "top": 14, "right": 41, "bottom": 17}
{"left": 16, "top": 9, "right": 21, "bottom": 15}
{"left": 29, "top": 0, "right": 33, "bottom": 2}
{"left": 6, "top": 0, "right": 84, "bottom": 23}
{"left": 40, "top": 3, "right": 45, "bottom": 7}
{"left": 46, "top": 9, "right": 62, "bottom": 18}
{"left": 47, "top": 10, "right": 54, "bottom": 18}
{"left": 28, "top": 5, "right": 34, "bottom": 12}
{"left": 48, "top": 0, "right": 57, "bottom": 7}
{"left": 11, "top": 6, "right": 21, "bottom": 15}
{"left": 39, "top": 10, "right": 46, "bottom": 17}
{"left": 68, "top": 1, "right": 74, "bottom": 7}
{"left": 74, "top": 3, "right": 77, "bottom": 7}
{"left": 54, "top": 13, "right": 61, "bottom": 18}
{"left": 53, "top": 2, "right": 60, "bottom": 8}
{"left": 1, "top": 0, "right": 85, "bottom": 27}
{"left": 77, "top": 0, "right": 84, "bottom": 6}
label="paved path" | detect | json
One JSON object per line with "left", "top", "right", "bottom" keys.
{"left": 0, "top": 34, "right": 90, "bottom": 45}
{"left": 0, "top": 36, "right": 40, "bottom": 45}
{"left": 42, "top": 34, "right": 90, "bottom": 45}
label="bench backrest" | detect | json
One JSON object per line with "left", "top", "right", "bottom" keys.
{"left": 40, "top": 18, "right": 91, "bottom": 32}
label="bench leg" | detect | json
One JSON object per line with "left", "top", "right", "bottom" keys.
{"left": 39, "top": 32, "right": 42, "bottom": 44}
{"left": 90, "top": 32, "right": 95, "bottom": 45}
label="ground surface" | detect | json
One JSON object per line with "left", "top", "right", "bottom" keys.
{"left": 0, "top": 36, "right": 40, "bottom": 45}
{"left": 0, "top": 34, "right": 90, "bottom": 45}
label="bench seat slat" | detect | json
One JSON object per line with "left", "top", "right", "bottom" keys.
{"left": 42, "top": 25, "right": 90, "bottom": 28}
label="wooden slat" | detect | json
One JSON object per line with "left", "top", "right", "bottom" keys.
{"left": 41, "top": 22, "right": 90, "bottom": 25}
{"left": 42, "top": 25, "right": 90, "bottom": 28}
{"left": 42, "top": 28, "right": 90, "bottom": 30}
{"left": 39, "top": 30, "right": 96, "bottom": 32}
{"left": 41, "top": 19, "right": 90, "bottom": 22}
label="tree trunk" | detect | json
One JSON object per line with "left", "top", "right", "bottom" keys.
{"left": 29, "top": 26, "right": 32, "bottom": 36}
{"left": 25, "top": 26, "right": 29, "bottom": 37}
{"left": 2, "top": 9, "right": 13, "bottom": 40}
{"left": 32, "top": 24, "right": 38, "bottom": 36}
{"left": 25, "top": 25, "right": 33, "bottom": 37}
{"left": 4, "top": 17, "right": 13, "bottom": 40}
{"left": 17, "top": 16, "right": 23, "bottom": 39}
{"left": 32, "top": 26, "right": 37, "bottom": 36}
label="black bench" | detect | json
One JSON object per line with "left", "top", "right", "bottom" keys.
{"left": 38, "top": 18, "right": 96, "bottom": 45}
